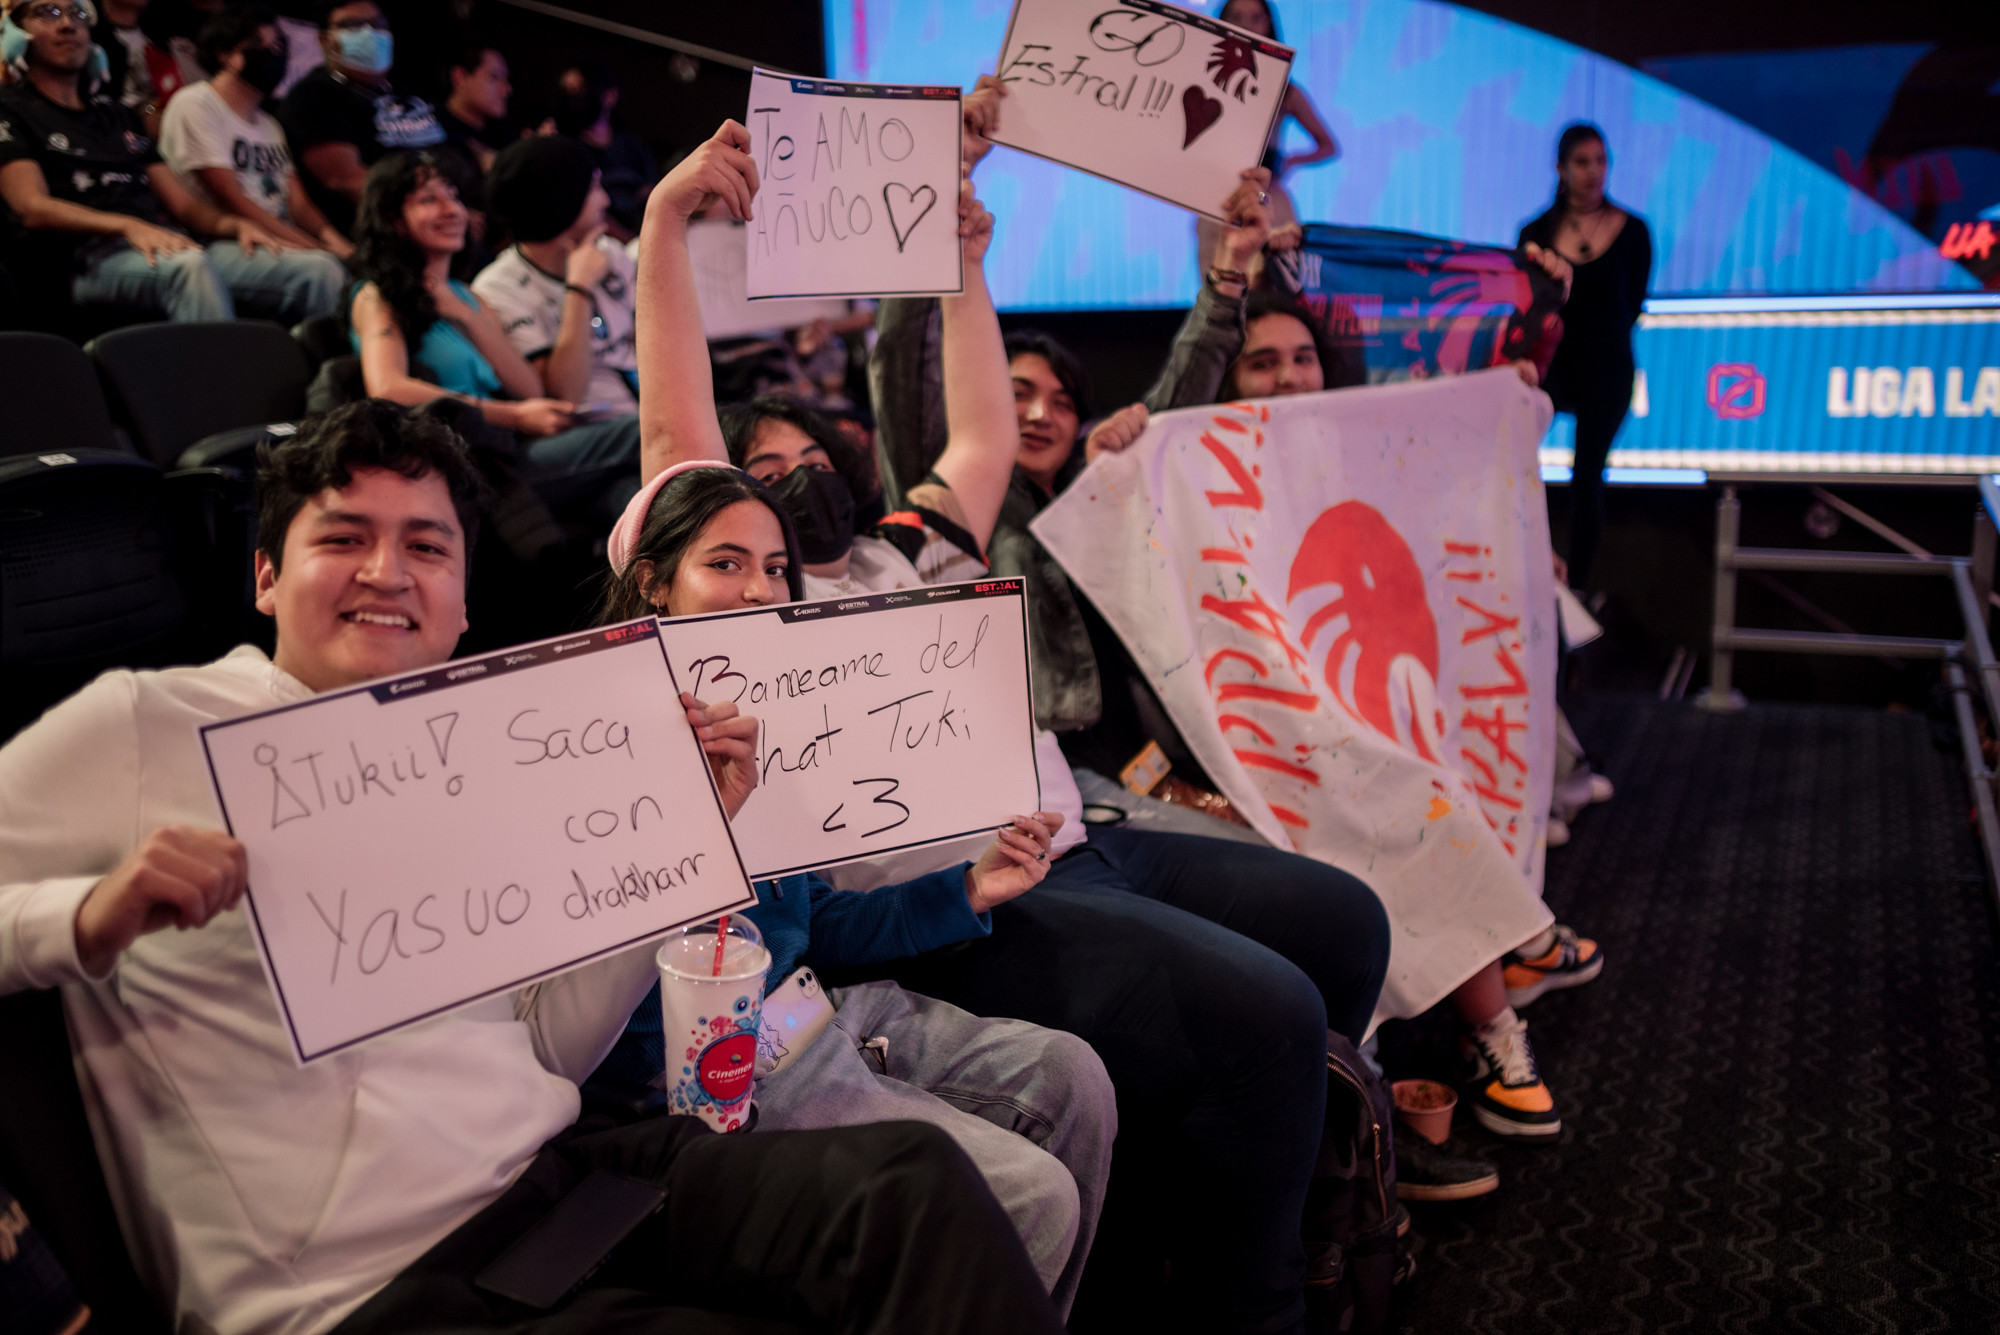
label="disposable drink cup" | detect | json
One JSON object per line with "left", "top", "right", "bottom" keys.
{"left": 657, "top": 916, "right": 770, "bottom": 1132}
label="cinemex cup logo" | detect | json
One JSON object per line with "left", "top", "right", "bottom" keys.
{"left": 1706, "top": 363, "right": 1767, "bottom": 420}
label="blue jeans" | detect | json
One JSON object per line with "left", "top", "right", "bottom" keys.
{"left": 825, "top": 826, "right": 1392, "bottom": 1335}
{"left": 519, "top": 413, "right": 642, "bottom": 528}
{"left": 72, "top": 238, "right": 346, "bottom": 324}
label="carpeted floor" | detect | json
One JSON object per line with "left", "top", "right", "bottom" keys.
{"left": 1385, "top": 693, "right": 2000, "bottom": 1334}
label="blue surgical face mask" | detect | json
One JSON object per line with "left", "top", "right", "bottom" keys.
{"left": 333, "top": 25, "right": 392, "bottom": 75}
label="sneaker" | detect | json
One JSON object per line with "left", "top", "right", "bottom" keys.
{"left": 1546, "top": 817, "right": 1571, "bottom": 848}
{"left": 1503, "top": 923, "right": 1603, "bottom": 1008}
{"left": 1393, "top": 1123, "right": 1500, "bottom": 1202}
{"left": 1462, "top": 1011, "right": 1562, "bottom": 1138}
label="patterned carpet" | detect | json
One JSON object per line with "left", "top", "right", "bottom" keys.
{"left": 1385, "top": 694, "right": 2000, "bottom": 1334}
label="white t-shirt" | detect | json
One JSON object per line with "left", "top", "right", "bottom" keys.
{"left": 0, "top": 647, "right": 658, "bottom": 1333}
{"left": 803, "top": 531, "right": 1088, "bottom": 889}
{"left": 158, "top": 79, "right": 295, "bottom": 222}
{"left": 472, "top": 241, "right": 640, "bottom": 415}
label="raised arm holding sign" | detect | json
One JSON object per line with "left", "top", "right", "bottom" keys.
{"left": 987, "top": 0, "right": 1292, "bottom": 218}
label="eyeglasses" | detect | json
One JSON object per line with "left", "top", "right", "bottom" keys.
{"left": 16, "top": 3, "right": 92, "bottom": 24}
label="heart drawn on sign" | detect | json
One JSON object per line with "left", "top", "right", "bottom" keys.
{"left": 1182, "top": 86, "right": 1223, "bottom": 149}
{"left": 882, "top": 183, "right": 938, "bottom": 253}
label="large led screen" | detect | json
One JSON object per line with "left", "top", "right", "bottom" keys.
{"left": 826, "top": 0, "right": 1977, "bottom": 309}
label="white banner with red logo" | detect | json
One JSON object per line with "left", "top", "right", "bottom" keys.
{"left": 1032, "top": 369, "right": 1558, "bottom": 1024}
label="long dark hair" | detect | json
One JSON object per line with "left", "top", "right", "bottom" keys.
{"left": 1219, "top": 0, "right": 1281, "bottom": 42}
{"left": 1522, "top": 122, "right": 1607, "bottom": 244}
{"left": 718, "top": 395, "right": 882, "bottom": 510}
{"left": 1003, "top": 330, "right": 1093, "bottom": 425}
{"left": 597, "top": 467, "right": 805, "bottom": 624}
{"left": 351, "top": 152, "right": 461, "bottom": 346}
{"left": 1219, "top": 289, "right": 1341, "bottom": 400}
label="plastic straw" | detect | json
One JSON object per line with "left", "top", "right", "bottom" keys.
{"left": 712, "top": 915, "right": 729, "bottom": 977}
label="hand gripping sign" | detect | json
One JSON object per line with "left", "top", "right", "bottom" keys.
{"left": 200, "top": 620, "right": 756, "bottom": 1064}
{"left": 654, "top": 580, "right": 1041, "bottom": 879}
{"left": 744, "top": 68, "right": 964, "bottom": 300}
{"left": 988, "top": 0, "right": 1292, "bottom": 219}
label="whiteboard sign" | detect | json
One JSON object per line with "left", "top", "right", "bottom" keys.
{"left": 989, "top": 0, "right": 1292, "bottom": 220}
{"left": 200, "top": 621, "right": 756, "bottom": 1064}
{"left": 686, "top": 219, "right": 851, "bottom": 341}
{"left": 655, "top": 581, "right": 1040, "bottom": 879}
{"left": 745, "top": 69, "right": 964, "bottom": 299}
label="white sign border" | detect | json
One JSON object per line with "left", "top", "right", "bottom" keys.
{"left": 655, "top": 579, "right": 1042, "bottom": 880}
{"left": 745, "top": 69, "right": 967, "bottom": 302}
{"left": 198, "top": 618, "right": 760, "bottom": 1066}
{"left": 986, "top": 0, "right": 1295, "bottom": 223}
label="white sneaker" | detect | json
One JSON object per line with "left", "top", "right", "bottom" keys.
{"left": 1587, "top": 774, "right": 1614, "bottom": 804}
{"left": 1547, "top": 817, "right": 1571, "bottom": 847}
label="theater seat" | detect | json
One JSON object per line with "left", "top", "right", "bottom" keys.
{"left": 0, "top": 332, "right": 124, "bottom": 458}
{"left": 0, "top": 989, "right": 169, "bottom": 1333}
{"left": 0, "top": 451, "right": 198, "bottom": 742}
{"left": 86, "top": 321, "right": 312, "bottom": 469}
{"left": 291, "top": 312, "right": 351, "bottom": 372}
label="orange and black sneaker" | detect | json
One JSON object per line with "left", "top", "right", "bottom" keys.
{"left": 1462, "top": 1010, "right": 1562, "bottom": 1139}
{"left": 1502, "top": 923, "right": 1603, "bottom": 1008}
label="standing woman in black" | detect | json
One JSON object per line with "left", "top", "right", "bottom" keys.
{"left": 1519, "top": 123, "right": 1652, "bottom": 589}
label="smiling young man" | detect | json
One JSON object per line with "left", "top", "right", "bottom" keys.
{"left": 0, "top": 400, "right": 1066, "bottom": 1335}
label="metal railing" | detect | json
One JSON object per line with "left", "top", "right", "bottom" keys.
{"left": 1702, "top": 478, "right": 2000, "bottom": 912}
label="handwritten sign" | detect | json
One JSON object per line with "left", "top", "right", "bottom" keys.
{"left": 654, "top": 581, "right": 1040, "bottom": 878}
{"left": 200, "top": 621, "right": 756, "bottom": 1064}
{"left": 988, "top": 0, "right": 1292, "bottom": 219}
{"left": 687, "top": 218, "right": 851, "bottom": 341}
{"left": 744, "top": 68, "right": 963, "bottom": 300}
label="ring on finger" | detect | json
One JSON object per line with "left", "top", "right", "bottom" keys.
{"left": 1257, "top": 190, "right": 1269, "bottom": 204}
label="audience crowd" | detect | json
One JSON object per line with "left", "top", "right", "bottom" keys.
{"left": 0, "top": 4, "right": 1627, "bottom": 1333}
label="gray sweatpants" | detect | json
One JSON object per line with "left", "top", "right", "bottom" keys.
{"left": 751, "top": 980, "right": 1115, "bottom": 1318}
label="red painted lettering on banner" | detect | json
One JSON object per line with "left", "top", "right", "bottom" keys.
{"left": 1200, "top": 591, "right": 1310, "bottom": 672}
{"left": 1215, "top": 681, "right": 1321, "bottom": 712}
{"left": 1461, "top": 705, "right": 1529, "bottom": 773}
{"left": 1200, "top": 432, "right": 1265, "bottom": 511}
{"left": 1235, "top": 750, "right": 1322, "bottom": 784}
{"left": 1461, "top": 644, "right": 1530, "bottom": 700}
{"left": 1455, "top": 596, "right": 1521, "bottom": 645}
{"left": 1204, "top": 648, "right": 1269, "bottom": 690}
{"left": 1218, "top": 713, "right": 1277, "bottom": 745}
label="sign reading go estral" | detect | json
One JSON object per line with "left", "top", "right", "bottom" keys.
{"left": 988, "top": 0, "right": 1292, "bottom": 219}
{"left": 744, "top": 68, "right": 963, "bottom": 300}
{"left": 200, "top": 621, "right": 757, "bottom": 1064}
{"left": 654, "top": 581, "right": 1041, "bottom": 879}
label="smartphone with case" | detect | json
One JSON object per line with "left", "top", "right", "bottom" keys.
{"left": 473, "top": 1170, "right": 667, "bottom": 1309}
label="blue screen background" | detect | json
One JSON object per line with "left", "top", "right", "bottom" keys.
{"left": 824, "top": 0, "right": 1975, "bottom": 310}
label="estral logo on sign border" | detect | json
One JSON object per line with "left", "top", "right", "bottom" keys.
{"left": 1707, "top": 363, "right": 1767, "bottom": 420}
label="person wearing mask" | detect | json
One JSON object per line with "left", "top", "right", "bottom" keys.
{"left": 158, "top": 3, "right": 349, "bottom": 258}
{"left": 1517, "top": 121, "right": 1652, "bottom": 590}
{"left": 551, "top": 58, "right": 654, "bottom": 240}
{"left": 0, "top": 397, "right": 1076, "bottom": 1335}
{"left": 472, "top": 134, "right": 638, "bottom": 416}
{"left": 597, "top": 460, "right": 1113, "bottom": 1319}
{"left": 632, "top": 113, "right": 1409, "bottom": 1333}
{"left": 347, "top": 149, "right": 639, "bottom": 528}
{"left": 278, "top": 0, "right": 442, "bottom": 237}
{"left": 0, "top": 0, "right": 344, "bottom": 323}
{"left": 438, "top": 38, "right": 509, "bottom": 174}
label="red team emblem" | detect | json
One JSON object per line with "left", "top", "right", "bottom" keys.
{"left": 1287, "top": 502, "right": 1446, "bottom": 762}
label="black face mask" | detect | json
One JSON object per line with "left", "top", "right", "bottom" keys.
{"left": 238, "top": 45, "right": 288, "bottom": 96}
{"left": 770, "top": 466, "right": 855, "bottom": 566}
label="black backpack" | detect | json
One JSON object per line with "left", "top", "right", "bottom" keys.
{"left": 1303, "top": 1033, "right": 1402, "bottom": 1333}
